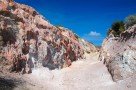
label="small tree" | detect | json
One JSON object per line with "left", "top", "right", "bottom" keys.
{"left": 107, "top": 21, "right": 125, "bottom": 37}
{"left": 111, "top": 21, "right": 125, "bottom": 32}
{"left": 125, "top": 14, "right": 136, "bottom": 29}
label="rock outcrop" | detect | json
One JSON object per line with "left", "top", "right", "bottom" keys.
{"left": 0, "top": 0, "right": 97, "bottom": 73}
{"left": 99, "top": 25, "right": 136, "bottom": 81}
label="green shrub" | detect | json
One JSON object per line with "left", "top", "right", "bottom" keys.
{"left": 107, "top": 21, "right": 125, "bottom": 37}
{"left": 125, "top": 14, "right": 136, "bottom": 29}
{"left": 111, "top": 21, "right": 125, "bottom": 32}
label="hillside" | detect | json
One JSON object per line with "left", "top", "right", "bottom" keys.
{"left": 0, "top": 0, "right": 97, "bottom": 73}
{"left": 99, "top": 24, "right": 136, "bottom": 81}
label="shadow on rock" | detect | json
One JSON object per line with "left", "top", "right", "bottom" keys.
{"left": 0, "top": 77, "right": 21, "bottom": 90}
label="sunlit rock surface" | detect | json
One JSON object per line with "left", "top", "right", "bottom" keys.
{"left": 0, "top": 0, "right": 97, "bottom": 72}
{"left": 100, "top": 25, "right": 136, "bottom": 81}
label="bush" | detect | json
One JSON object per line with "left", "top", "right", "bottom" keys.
{"left": 125, "top": 14, "right": 136, "bottom": 29}
{"left": 111, "top": 21, "right": 125, "bottom": 32}
{"left": 107, "top": 21, "right": 125, "bottom": 37}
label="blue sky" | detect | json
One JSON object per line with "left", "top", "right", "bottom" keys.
{"left": 15, "top": 0, "right": 136, "bottom": 46}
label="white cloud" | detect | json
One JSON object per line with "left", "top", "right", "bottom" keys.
{"left": 81, "top": 31, "right": 104, "bottom": 45}
{"left": 89, "top": 31, "right": 101, "bottom": 37}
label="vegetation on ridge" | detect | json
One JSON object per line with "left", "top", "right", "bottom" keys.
{"left": 107, "top": 14, "right": 136, "bottom": 37}
{"left": 125, "top": 14, "right": 136, "bottom": 29}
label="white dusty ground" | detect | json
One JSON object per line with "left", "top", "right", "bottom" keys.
{"left": 14, "top": 53, "right": 136, "bottom": 90}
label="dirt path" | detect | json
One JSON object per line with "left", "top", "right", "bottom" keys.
{"left": 3, "top": 53, "right": 136, "bottom": 90}
{"left": 14, "top": 53, "right": 114, "bottom": 90}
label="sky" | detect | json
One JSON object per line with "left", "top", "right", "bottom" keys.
{"left": 15, "top": 0, "right": 136, "bottom": 46}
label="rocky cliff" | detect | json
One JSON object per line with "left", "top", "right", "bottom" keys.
{"left": 99, "top": 25, "right": 136, "bottom": 81}
{"left": 0, "top": 0, "right": 97, "bottom": 73}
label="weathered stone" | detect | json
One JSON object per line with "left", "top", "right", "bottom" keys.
{"left": 100, "top": 25, "right": 136, "bottom": 81}
{"left": 0, "top": 0, "right": 97, "bottom": 72}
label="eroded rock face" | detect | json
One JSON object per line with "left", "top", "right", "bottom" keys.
{"left": 100, "top": 25, "right": 136, "bottom": 81}
{"left": 0, "top": 1, "right": 97, "bottom": 72}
